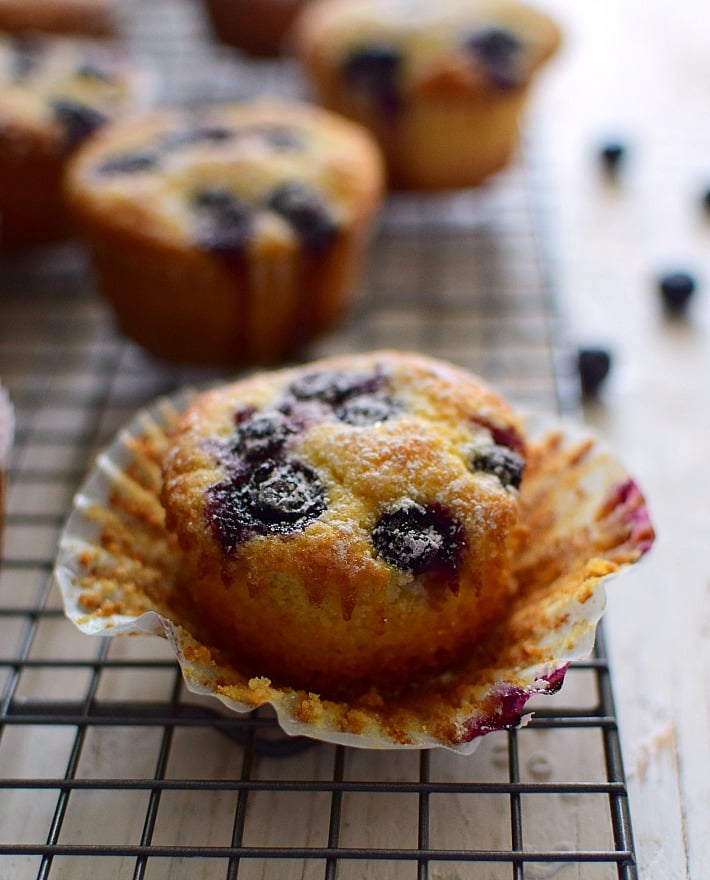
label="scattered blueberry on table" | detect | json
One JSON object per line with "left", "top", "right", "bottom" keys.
{"left": 577, "top": 347, "right": 612, "bottom": 397}
{"left": 599, "top": 140, "right": 626, "bottom": 177}
{"left": 658, "top": 271, "right": 697, "bottom": 315}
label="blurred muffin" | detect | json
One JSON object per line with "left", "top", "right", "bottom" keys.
{"left": 291, "top": 0, "right": 560, "bottom": 190}
{"left": 64, "top": 100, "right": 384, "bottom": 366}
{"left": 202, "top": 0, "right": 312, "bottom": 57}
{"left": 0, "top": 32, "right": 151, "bottom": 248}
{"left": 161, "top": 350, "right": 528, "bottom": 694}
{"left": 0, "top": 0, "right": 117, "bottom": 38}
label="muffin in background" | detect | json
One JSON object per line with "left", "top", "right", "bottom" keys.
{"left": 161, "top": 350, "right": 528, "bottom": 694}
{"left": 291, "top": 0, "right": 561, "bottom": 190}
{"left": 64, "top": 100, "right": 384, "bottom": 366}
{"left": 0, "top": 0, "right": 118, "bottom": 37}
{"left": 202, "top": 0, "right": 312, "bottom": 57}
{"left": 0, "top": 32, "right": 151, "bottom": 248}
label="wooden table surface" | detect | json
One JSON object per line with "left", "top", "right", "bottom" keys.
{"left": 534, "top": 1, "right": 709, "bottom": 876}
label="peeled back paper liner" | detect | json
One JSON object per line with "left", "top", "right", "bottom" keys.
{"left": 54, "top": 390, "right": 654, "bottom": 754}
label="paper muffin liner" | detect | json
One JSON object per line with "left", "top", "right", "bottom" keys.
{"left": 54, "top": 390, "right": 654, "bottom": 753}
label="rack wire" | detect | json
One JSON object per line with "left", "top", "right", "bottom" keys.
{"left": 0, "top": 0, "right": 638, "bottom": 877}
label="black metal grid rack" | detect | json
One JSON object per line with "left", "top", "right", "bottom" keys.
{"left": 0, "top": 1, "right": 638, "bottom": 877}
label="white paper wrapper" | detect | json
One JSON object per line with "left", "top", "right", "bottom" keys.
{"left": 54, "top": 390, "right": 654, "bottom": 754}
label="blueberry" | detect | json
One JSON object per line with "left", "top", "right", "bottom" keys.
{"left": 463, "top": 28, "right": 523, "bottom": 89}
{"left": 658, "top": 271, "right": 697, "bottom": 314}
{"left": 471, "top": 446, "right": 525, "bottom": 490}
{"left": 577, "top": 347, "right": 612, "bottom": 396}
{"left": 599, "top": 141, "right": 626, "bottom": 176}
{"left": 288, "top": 369, "right": 383, "bottom": 406}
{"left": 51, "top": 99, "right": 107, "bottom": 148}
{"left": 245, "top": 460, "right": 326, "bottom": 527}
{"left": 231, "top": 411, "right": 295, "bottom": 460}
{"left": 96, "top": 152, "right": 159, "bottom": 175}
{"left": 342, "top": 45, "right": 403, "bottom": 113}
{"left": 336, "top": 393, "right": 401, "bottom": 426}
{"left": 192, "top": 187, "right": 252, "bottom": 255}
{"left": 75, "top": 62, "right": 113, "bottom": 82}
{"left": 207, "top": 459, "right": 326, "bottom": 552}
{"left": 267, "top": 182, "right": 338, "bottom": 252}
{"left": 253, "top": 125, "right": 305, "bottom": 152}
{"left": 701, "top": 187, "right": 710, "bottom": 215}
{"left": 371, "top": 501, "right": 464, "bottom": 576}
{"left": 163, "top": 125, "right": 234, "bottom": 150}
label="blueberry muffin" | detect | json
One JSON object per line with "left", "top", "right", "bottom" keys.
{"left": 161, "top": 351, "right": 527, "bottom": 695}
{"left": 291, "top": 0, "right": 561, "bottom": 190}
{"left": 202, "top": 0, "right": 312, "bottom": 57}
{"left": 0, "top": 32, "right": 150, "bottom": 247}
{"left": 0, "top": 0, "right": 117, "bottom": 37}
{"left": 64, "top": 100, "right": 384, "bottom": 366}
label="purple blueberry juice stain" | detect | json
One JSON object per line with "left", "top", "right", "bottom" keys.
{"left": 463, "top": 665, "right": 569, "bottom": 739}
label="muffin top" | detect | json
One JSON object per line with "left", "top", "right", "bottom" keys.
{"left": 65, "top": 100, "right": 384, "bottom": 254}
{"left": 162, "top": 351, "right": 526, "bottom": 607}
{"left": 292, "top": 0, "right": 561, "bottom": 102}
{"left": 0, "top": 31, "right": 149, "bottom": 151}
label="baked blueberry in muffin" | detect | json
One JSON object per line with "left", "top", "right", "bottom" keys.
{"left": 161, "top": 351, "right": 527, "bottom": 694}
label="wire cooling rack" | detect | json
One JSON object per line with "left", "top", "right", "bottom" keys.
{"left": 0, "top": 0, "right": 638, "bottom": 877}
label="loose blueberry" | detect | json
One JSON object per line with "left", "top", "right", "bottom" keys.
{"left": 371, "top": 501, "right": 464, "bottom": 576}
{"left": 463, "top": 28, "right": 523, "bottom": 89}
{"left": 342, "top": 45, "right": 403, "bottom": 113}
{"left": 599, "top": 141, "right": 626, "bottom": 176}
{"left": 192, "top": 187, "right": 252, "bottom": 254}
{"left": 289, "top": 369, "right": 383, "bottom": 406}
{"left": 658, "top": 270, "right": 697, "bottom": 314}
{"left": 96, "top": 151, "right": 159, "bottom": 175}
{"left": 231, "top": 412, "right": 296, "bottom": 460}
{"left": 577, "top": 347, "right": 612, "bottom": 396}
{"left": 336, "top": 393, "right": 400, "bottom": 426}
{"left": 245, "top": 460, "right": 326, "bottom": 527}
{"left": 267, "top": 182, "right": 338, "bottom": 252}
{"left": 471, "top": 446, "right": 525, "bottom": 490}
{"left": 51, "top": 99, "right": 107, "bottom": 148}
